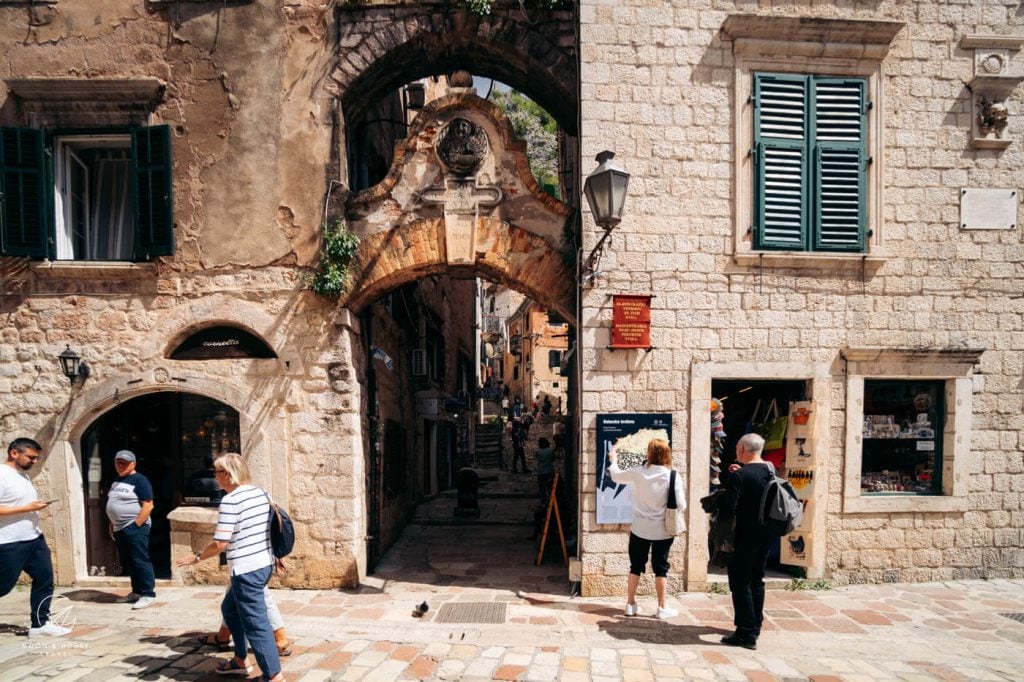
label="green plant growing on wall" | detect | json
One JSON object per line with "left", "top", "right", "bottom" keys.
{"left": 463, "top": 0, "right": 566, "bottom": 16}
{"left": 489, "top": 88, "right": 560, "bottom": 198}
{"left": 309, "top": 220, "right": 360, "bottom": 299}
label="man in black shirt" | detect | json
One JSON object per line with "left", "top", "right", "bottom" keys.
{"left": 718, "top": 433, "right": 773, "bottom": 650}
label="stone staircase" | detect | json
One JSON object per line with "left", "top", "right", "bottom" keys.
{"left": 474, "top": 420, "right": 504, "bottom": 468}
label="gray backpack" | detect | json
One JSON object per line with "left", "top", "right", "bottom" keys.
{"left": 758, "top": 465, "right": 804, "bottom": 536}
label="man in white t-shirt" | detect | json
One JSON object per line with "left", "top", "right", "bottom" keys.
{"left": 0, "top": 438, "right": 72, "bottom": 638}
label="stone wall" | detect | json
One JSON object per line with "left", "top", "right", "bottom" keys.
{"left": 578, "top": 0, "right": 1024, "bottom": 594}
{"left": 0, "top": 0, "right": 365, "bottom": 587}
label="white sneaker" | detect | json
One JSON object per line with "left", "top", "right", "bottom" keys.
{"left": 656, "top": 606, "right": 679, "bottom": 620}
{"left": 116, "top": 592, "right": 140, "bottom": 603}
{"left": 28, "top": 622, "right": 72, "bottom": 638}
{"left": 131, "top": 596, "right": 156, "bottom": 610}
{"left": 624, "top": 603, "right": 638, "bottom": 617}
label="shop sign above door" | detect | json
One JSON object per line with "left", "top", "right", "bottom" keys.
{"left": 170, "top": 326, "right": 277, "bottom": 360}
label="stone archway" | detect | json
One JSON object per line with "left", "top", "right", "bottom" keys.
{"left": 342, "top": 92, "right": 576, "bottom": 321}
{"left": 46, "top": 375, "right": 287, "bottom": 584}
{"left": 331, "top": 4, "right": 577, "bottom": 133}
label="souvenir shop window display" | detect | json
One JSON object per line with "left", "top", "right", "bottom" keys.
{"left": 710, "top": 397, "right": 726, "bottom": 487}
{"left": 749, "top": 398, "right": 788, "bottom": 470}
{"left": 860, "top": 380, "right": 944, "bottom": 496}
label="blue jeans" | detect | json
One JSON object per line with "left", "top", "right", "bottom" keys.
{"left": 113, "top": 523, "right": 156, "bottom": 598}
{"left": 221, "top": 565, "right": 279, "bottom": 677}
{"left": 0, "top": 535, "right": 55, "bottom": 627}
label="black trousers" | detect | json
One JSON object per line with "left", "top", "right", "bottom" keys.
{"left": 727, "top": 538, "right": 771, "bottom": 639}
{"left": 0, "top": 535, "right": 55, "bottom": 628}
{"left": 511, "top": 445, "right": 527, "bottom": 472}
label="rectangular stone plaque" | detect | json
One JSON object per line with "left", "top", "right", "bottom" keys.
{"left": 960, "top": 188, "right": 1019, "bottom": 230}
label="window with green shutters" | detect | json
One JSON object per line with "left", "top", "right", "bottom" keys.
{"left": 752, "top": 73, "right": 868, "bottom": 253}
{"left": 0, "top": 124, "right": 173, "bottom": 261}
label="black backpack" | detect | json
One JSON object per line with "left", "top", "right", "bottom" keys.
{"left": 758, "top": 466, "right": 804, "bottom": 536}
{"left": 264, "top": 492, "right": 295, "bottom": 560}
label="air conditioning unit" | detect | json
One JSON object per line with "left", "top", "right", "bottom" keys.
{"left": 411, "top": 349, "right": 427, "bottom": 377}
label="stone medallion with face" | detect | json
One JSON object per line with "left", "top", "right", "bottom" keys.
{"left": 435, "top": 117, "right": 488, "bottom": 176}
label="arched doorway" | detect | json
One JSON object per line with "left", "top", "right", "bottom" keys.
{"left": 80, "top": 392, "right": 240, "bottom": 579}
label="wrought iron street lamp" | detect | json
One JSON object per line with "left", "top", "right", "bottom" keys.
{"left": 584, "top": 150, "right": 630, "bottom": 230}
{"left": 582, "top": 151, "right": 630, "bottom": 281}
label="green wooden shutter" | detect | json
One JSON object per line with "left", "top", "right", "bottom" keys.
{"left": 753, "top": 74, "right": 808, "bottom": 250}
{"left": 0, "top": 127, "right": 49, "bottom": 258}
{"left": 812, "top": 78, "right": 867, "bottom": 252}
{"left": 131, "top": 125, "right": 174, "bottom": 259}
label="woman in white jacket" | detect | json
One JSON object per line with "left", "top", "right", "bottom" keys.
{"left": 607, "top": 438, "right": 685, "bottom": 619}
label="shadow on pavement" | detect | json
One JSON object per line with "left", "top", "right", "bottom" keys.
{"left": 124, "top": 633, "right": 224, "bottom": 680}
{"left": 598, "top": 617, "right": 731, "bottom": 645}
{"left": 0, "top": 622, "right": 25, "bottom": 635}
{"left": 60, "top": 589, "right": 119, "bottom": 603}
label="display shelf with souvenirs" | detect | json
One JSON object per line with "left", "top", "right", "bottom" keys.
{"left": 780, "top": 531, "right": 813, "bottom": 567}
{"left": 784, "top": 400, "right": 816, "bottom": 469}
{"left": 709, "top": 397, "right": 726, "bottom": 488}
{"left": 860, "top": 380, "right": 944, "bottom": 496}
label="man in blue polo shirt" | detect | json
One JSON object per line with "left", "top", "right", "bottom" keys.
{"left": 106, "top": 450, "right": 156, "bottom": 609}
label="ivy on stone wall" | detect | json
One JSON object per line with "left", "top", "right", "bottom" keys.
{"left": 309, "top": 220, "right": 360, "bottom": 299}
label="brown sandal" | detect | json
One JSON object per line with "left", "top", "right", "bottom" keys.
{"left": 277, "top": 640, "right": 294, "bottom": 657}
{"left": 199, "top": 633, "right": 232, "bottom": 651}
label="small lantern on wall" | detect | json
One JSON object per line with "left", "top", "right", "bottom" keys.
{"left": 582, "top": 151, "right": 631, "bottom": 283}
{"left": 584, "top": 150, "right": 630, "bottom": 230}
{"left": 57, "top": 345, "right": 90, "bottom": 386}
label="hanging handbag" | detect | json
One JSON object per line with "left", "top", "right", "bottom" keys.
{"left": 760, "top": 399, "right": 788, "bottom": 451}
{"left": 665, "top": 470, "right": 685, "bottom": 535}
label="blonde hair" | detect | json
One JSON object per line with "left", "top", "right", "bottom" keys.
{"left": 646, "top": 439, "right": 672, "bottom": 466}
{"left": 213, "top": 453, "right": 251, "bottom": 486}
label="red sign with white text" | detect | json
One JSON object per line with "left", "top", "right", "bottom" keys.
{"left": 610, "top": 295, "right": 651, "bottom": 349}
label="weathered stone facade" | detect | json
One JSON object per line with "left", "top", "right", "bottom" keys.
{"left": 0, "top": 0, "right": 576, "bottom": 588}
{"left": 1, "top": 0, "right": 1021, "bottom": 596}
{"left": 578, "top": 1, "right": 1024, "bottom": 594}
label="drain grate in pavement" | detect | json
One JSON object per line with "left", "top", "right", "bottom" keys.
{"left": 999, "top": 612, "right": 1024, "bottom": 624}
{"left": 435, "top": 601, "right": 507, "bottom": 624}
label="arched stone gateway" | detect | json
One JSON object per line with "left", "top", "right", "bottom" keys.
{"left": 342, "top": 93, "right": 576, "bottom": 322}
{"left": 332, "top": 4, "right": 577, "bottom": 133}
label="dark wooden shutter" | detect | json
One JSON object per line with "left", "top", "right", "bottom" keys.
{"left": 0, "top": 127, "right": 49, "bottom": 258}
{"left": 753, "top": 74, "right": 808, "bottom": 250}
{"left": 812, "top": 78, "right": 867, "bottom": 252}
{"left": 131, "top": 125, "right": 174, "bottom": 259}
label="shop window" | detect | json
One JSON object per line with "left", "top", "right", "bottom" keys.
{"left": 861, "top": 380, "right": 944, "bottom": 495}
{"left": 722, "top": 14, "right": 902, "bottom": 266}
{"left": 842, "top": 348, "right": 982, "bottom": 513}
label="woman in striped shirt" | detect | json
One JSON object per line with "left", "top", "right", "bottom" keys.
{"left": 176, "top": 453, "right": 283, "bottom": 681}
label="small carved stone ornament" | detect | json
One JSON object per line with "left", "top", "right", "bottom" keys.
{"left": 978, "top": 96, "right": 1009, "bottom": 137}
{"left": 435, "top": 117, "right": 488, "bottom": 176}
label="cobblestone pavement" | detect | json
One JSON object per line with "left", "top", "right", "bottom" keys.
{"left": 2, "top": 475, "right": 1023, "bottom": 681}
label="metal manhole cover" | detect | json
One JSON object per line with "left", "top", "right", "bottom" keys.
{"left": 1000, "top": 612, "right": 1024, "bottom": 624}
{"left": 435, "top": 602, "right": 507, "bottom": 624}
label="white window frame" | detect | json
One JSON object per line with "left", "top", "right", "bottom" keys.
{"left": 53, "top": 133, "right": 132, "bottom": 261}
{"left": 841, "top": 348, "right": 982, "bottom": 513}
{"left": 724, "top": 14, "right": 902, "bottom": 269}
